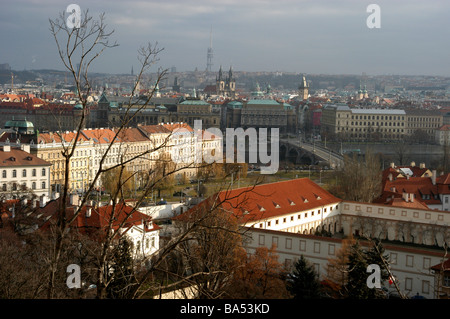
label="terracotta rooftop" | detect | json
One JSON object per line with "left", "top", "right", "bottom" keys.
{"left": 39, "top": 198, "right": 160, "bottom": 235}
{"left": 177, "top": 178, "right": 342, "bottom": 225}
{"left": 0, "top": 147, "right": 50, "bottom": 167}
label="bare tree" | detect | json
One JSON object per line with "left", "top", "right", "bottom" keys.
{"left": 41, "top": 7, "right": 271, "bottom": 300}
{"left": 329, "top": 149, "right": 382, "bottom": 203}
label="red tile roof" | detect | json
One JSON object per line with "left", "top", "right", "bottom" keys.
{"left": 376, "top": 168, "right": 450, "bottom": 208}
{"left": 161, "top": 122, "right": 193, "bottom": 132}
{"left": 39, "top": 199, "right": 159, "bottom": 235}
{"left": 80, "top": 128, "right": 120, "bottom": 144}
{"left": 138, "top": 124, "right": 171, "bottom": 135}
{"left": 177, "top": 178, "right": 341, "bottom": 225}
{"left": 431, "top": 258, "right": 450, "bottom": 271}
{"left": 0, "top": 147, "right": 51, "bottom": 167}
{"left": 117, "top": 127, "right": 149, "bottom": 142}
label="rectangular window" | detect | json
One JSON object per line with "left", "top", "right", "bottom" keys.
{"left": 299, "top": 240, "right": 306, "bottom": 251}
{"left": 423, "top": 258, "right": 431, "bottom": 270}
{"left": 422, "top": 280, "right": 430, "bottom": 294}
{"left": 258, "top": 235, "right": 265, "bottom": 246}
{"left": 328, "top": 244, "right": 335, "bottom": 256}
{"left": 272, "top": 236, "right": 278, "bottom": 247}
{"left": 405, "top": 278, "right": 413, "bottom": 291}
{"left": 406, "top": 255, "right": 414, "bottom": 267}
{"left": 443, "top": 275, "right": 450, "bottom": 287}
{"left": 390, "top": 253, "right": 397, "bottom": 265}
{"left": 285, "top": 238, "right": 292, "bottom": 250}
{"left": 314, "top": 242, "right": 321, "bottom": 253}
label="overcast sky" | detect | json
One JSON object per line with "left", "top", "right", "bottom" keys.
{"left": 2, "top": 0, "right": 450, "bottom": 76}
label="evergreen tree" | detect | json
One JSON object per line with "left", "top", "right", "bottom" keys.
{"left": 365, "top": 239, "right": 390, "bottom": 298}
{"left": 345, "top": 242, "right": 370, "bottom": 299}
{"left": 107, "top": 238, "right": 136, "bottom": 299}
{"left": 345, "top": 240, "right": 389, "bottom": 299}
{"left": 286, "top": 255, "right": 322, "bottom": 299}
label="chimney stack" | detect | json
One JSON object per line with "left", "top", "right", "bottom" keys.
{"left": 70, "top": 194, "right": 79, "bottom": 206}
{"left": 390, "top": 162, "right": 395, "bottom": 168}
{"left": 3, "top": 145, "right": 11, "bottom": 152}
{"left": 420, "top": 163, "right": 426, "bottom": 169}
{"left": 86, "top": 208, "right": 92, "bottom": 218}
{"left": 432, "top": 170, "right": 437, "bottom": 185}
{"left": 21, "top": 144, "right": 30, "bottom": 153}
{"left": 410, "top": 161, "right": 415, "bottom": 167}
{"left": 403, "top": 192, "right": 409, "bottom": 202}
{"left": 40, "top": 195, "right": 48, "bottom": 207}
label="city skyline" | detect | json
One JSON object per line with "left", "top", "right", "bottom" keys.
{"left": 1, "top": 0, "right": 450, "bottom": 76}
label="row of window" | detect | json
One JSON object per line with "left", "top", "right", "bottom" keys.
{"left": 348, "top": 115, "right": 405, "bottom": 121}
{"left": 1, "top": 181, "right": 46, "bottom": 191}
{"left": 1, "top": 168, "right": 46, "bottom": 179}
{"left": 259, "top": 206, "right": 338, "bottom": 228}
{"left": 347, "top": 121, "right": 404, "bottom": 127}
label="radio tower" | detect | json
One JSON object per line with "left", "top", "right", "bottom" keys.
{"left": 206, "top": 27, "right": 213, "bottom": 73}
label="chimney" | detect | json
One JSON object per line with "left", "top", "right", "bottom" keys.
{"left": 420, "top": 163, "right": 426, "bottom": 169}
{"left": 403, "top": 192, "right": 409, "bottom": 202}
{"left": 86, "top": 208, "right": 92, "bottom": 218}
{"left": 410, "top": 161, "right": 415, "bottom": 167}
{"left": 21, "top": 144, "right": 30, "bottom": 153}
{"left": 3, "top": 145, "right": 11, "bottom": 152}
{"left": 388, "top": 173, "right": 393, "bottom": 181}
{"left": 40, "top": 195, "right": 48, "bottom": 207}
{"left": 432, "top": 170, "right": 436, "bottom": 185}
{"left": 390, "top": 162, "right": 395, "bottom": 168}
{"left": 410, "top": 193, "right": 414, "bottom": 202}
{"left": 70, "top": 194, "right": 79, "bottom": 206}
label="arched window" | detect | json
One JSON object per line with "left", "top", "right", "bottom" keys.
{"left": 22, "top": 169, "right": 27, "bottom": 177}
{"left": 2, "top": 170, "right": 6, "bottom": 178}
{"left": 12, "top": 170, "right": 17, "bottom": 178}
{"left": 42, "top": 168, "right": 46, "bottom": 176}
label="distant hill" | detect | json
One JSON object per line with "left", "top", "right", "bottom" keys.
{"left": 0, "top": 69, "right": 39, "bottom": 85}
